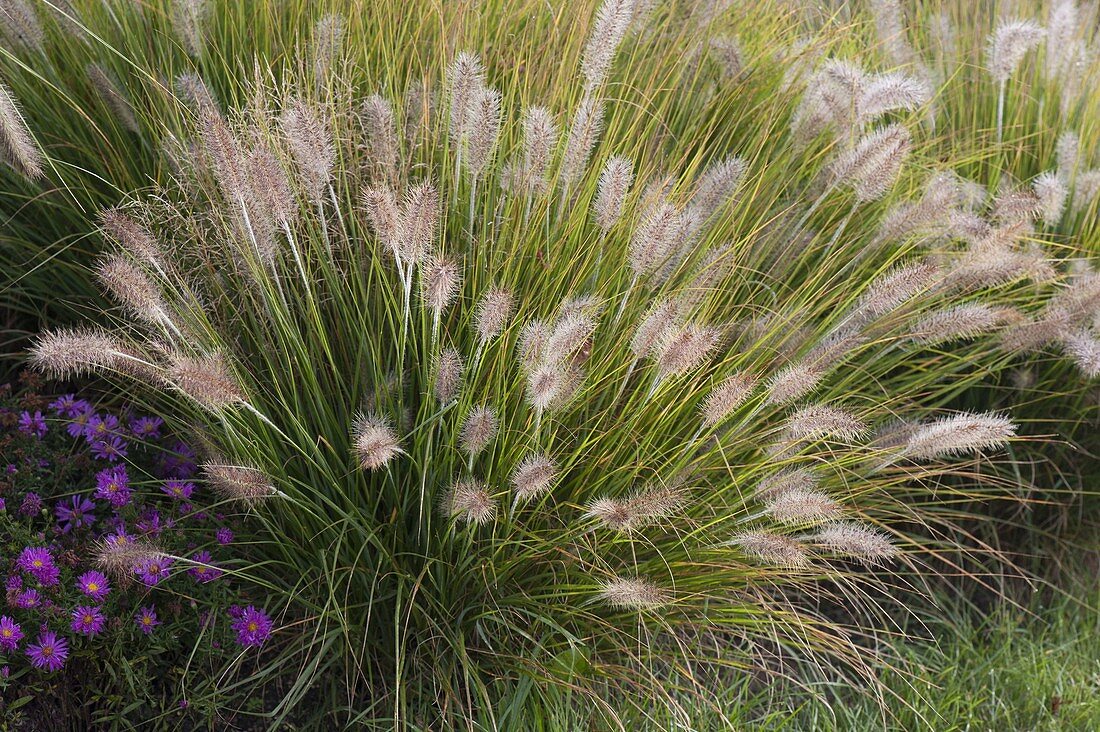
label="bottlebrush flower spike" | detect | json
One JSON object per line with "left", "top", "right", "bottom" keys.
{"left": 510, "top": 453, "right": 558, "bottom": 503}
{"left": 784, "top": 404, "right": 867, "bottom": 442}
{"left": 399, "top": 180, "right": 440, "bottom": 266}
{"left": 420, "top": 256, "right": 463, "bottom": 314}
{"left": 362, "top": 183, "right": 402, "bottom": 257}
{"left": 701, "top": 371, "right": 758, "bottom": 427}
{"left": 434, "top": 348, "right": 464, "bottom": 403}
{"left": 763, "top": 486, "right": 842, "bottom": 525}
{"left": 352, "top": 414, "right": 402, "bottom": 471}
{"left": 29, "top": 328, "right": 147, "bottom": 380}
{"left": 441, "top": 480, "right": 496, "bottom": 525}
{"left": 560, "top": 97, "right": 605, "bottom": 192}
{"left": 1062, "top": 332, "right": 1100, "bottom": 377}
{"left": 585, "top": 483, "right": 687, "bottom": 532}
{"left": 94, "top": 536, "right": 166, "bottom": 580}
{"left": 902, "top": 412, "right": 1016, "bottom": 460}
{"left": 203, "top": 460, "right": 278, "bottom": 506}
{"left": 855, "top": 260, "right": 940, "bottom": 319}
{"left": 447, "top": 52, "right": 486, "bottom": 144}
{"left": 96, "top": 255, "right": 169, "bottom": 326}
{"left": 690, "top": 156, "right": 747, "bottom": 222}
{"left": 654, "top": 323, "right": 721, "bottom": 381}
{"left": 361, "top": 94, "right": 400, "bottom": 184}
{"left": 581, "top": 0, "right": 636, "bottom": 92}
{"left": 463, "top": 84, "right": 502, "bottom": 179}
{"left": 909, "top": 304, "right": 1012, "bottom": 345}
{"left": 474, "top": 287, "right": 515, "bottom": 343}
{"left": 987, "top": 19, "right": 1045, "bottom": 84}
{"left": 631, "top": 299, "right": 680, "bottom": 358}
{"left": 171, "top": 0, "right": 209, "bottom": 57}
{"left": 99, "top": 209, "right": 164, "bottom": 267}
{"left": 1032, "top": 172, "right": 1067, "bottom": 223}
{"left": 0, "top": 79, "right": 44, "bottom": 179}
{"left": 311, "top": 13, "right": 345, "bottom": 80}
{"left": 594, "top": 156, "right": 634, "bottom": 234}
{"left": 813, "top": 521, "right": 897, "bottom": 564}
{"left": 510, "top": 106, "right": 558, "bottom": 194}
{"left": 829, "top": 124, "right": 912, "bottom": 203}
{"left": 0, "top": 0, "right": 44, "bottom": 51}
{"left": 598, "top": 576, "right": 669, "bottom": 610}
{"left": 280, "top": 99, "right": 335, "bottom": 204}
{"left": 629, "top": 200, "right": 682, "bottom": 279}
{"left": 460, "top": 405, "right": 498, "bottom": 457}
{"left": 732, "top": 532, "right": 809, "bottom": 567}
{"left": 856, "top": 72, "right": 930, "bottom": 129}
{"left": 168, "top": 352, "right": 246, "bottom": 410}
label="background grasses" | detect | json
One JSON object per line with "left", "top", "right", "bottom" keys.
{"left": 1, "top": 0, "right": 1098, "bottom": 729}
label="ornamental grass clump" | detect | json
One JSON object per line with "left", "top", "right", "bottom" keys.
{"left": 11, "top": 0, "right": 1096, "bottom": 727}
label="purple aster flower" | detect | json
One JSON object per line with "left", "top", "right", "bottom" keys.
{"left": 84, "top": 413, "right": 120, "bottom": 442}
{"left": 0, "top": 616, "right": 22, "bottom": 651}
{"left": 161, "top": 442, "right": 197, "bottom": 478}
{"left": 129, "top": 416, "right": 163, "bottom": 440}
{"left": 17, "top": 547, "right": 59, "bottom": 586}
{"left": 90, "top": 436, "right": 128, "bottom": 462}
{"left": 76, "top": 571, "right": 110, "bottom": 601}
{"left": 135, "top": 509, "right": 165, "bottom": 537}
{"left": 18, "top": 492, "right": 42, "bottom": 517}
{"left": 94, "top": 466, "right": 131, "bottom": 508}
{"left": 17, "top": 411, "right": 47, "bottom": 438}
{"left": 216, "top": 527, "right": 234, "bottom": 545}
{"left": 104, "top": 530, "right": 134, "bottom": 549}
{"left": 135, "top": 606, "right": 160, "bottom": 634}
{"left": 66, "top": 405, "right": 95, "bottom": 438}
{"left": 70, "top": 606, "right": 106, "bottom": 636}
{"left": 55, "top": 495, "right": 96, "bottom": 533}
{"left": 48, "top": 394, "right": 77, "bottom": 416}
{"left": 26, "top": 631, "right": 68, "bottom": 672}
{"left": 230, "top": 605, "right": 273, "bottom": 647}
{"left": 187, "top": 552, "right": 223, "bottom": 583}
{"left": 0, "top": 498, "right": 5, "bottom": 512}
{"left": 161, "top": 479, "right": 195, "bottom": 501}
{"left": 134, "top": 556, "right": 173, "bottom": 586}
{"left": 5, "top": 575, "right": 21, "bottom": 593}
{"left": 12, "top": 589, "right": 40, "bottom": 609}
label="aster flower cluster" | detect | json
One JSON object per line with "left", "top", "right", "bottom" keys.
{"left": 1, "top": 378, "right": 268, "bottom": 682}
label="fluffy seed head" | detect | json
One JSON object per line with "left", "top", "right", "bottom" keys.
{"left": 246, "top": 144, "right": 296, "bottom": 230}
{"left": 594, "top": 156, "right": 634, "bottom": 234}
{"left": 732, "top": 532, "right": 808, "bottom": 567}
{"left": 279, "top": 99, "right": 335, "bottom": 204}
{"left": 518, "top": 320, "right": 549, "bottom": 369}
{"left": 1062, "top": 332, "right": 1100, "bottom": 377}
{"left": 1032, "top": 172, "right": 1067, "bottom": 223}
{"left": 829, "top": 124, "right": 911, "bottom": 203}
{"left": 993, "top": 187, "right": 1043, "bottom": 225}
{"left": 514, "top": 106, "right": 558, "bottom": 194}
{"left": 434, "top": 348, "right": 464, "bottom": 403}
{"left": 764, "top": 487, "right": 841, "bottom": 524}
{"left": 813, "top": 521, "right": 897, "bottom": 564}
{"left": 545, "top": 314, "right": 597, "bottom": 366}
{"left": 0, "top": 0, "right": 44, "bottom": 51}
{"left": 96, "top": 255, "right": 166, "bottom": 324}
{"left": 460, "top": 405, "right": 498, "bottom": 457}
{"left": 598, "top": 576, "right": 669, "bottom": 610}
{"left": 785, "top": 405, "right": 867, "bottom": 442}
{"left": 399, "top": 180, "right": 440, "bottom": 265}
{"left": 311, "top": 13, "right": 345, "bottom": 80}
{"left": 526, "top": 364, "right": 568, "bottom": 412}
{"left": 903, "top": 412, "right": 1016, "bottom": 460}
{"left": 171, "top": 0, "right": 209, "bottom": 56}
{"left": 560, "top": 97, "right": 605, "bottom": 190}
{"left": 421, "top": 256, "right": 463, "bottom": 314}
{"left": 168, "top": 352, "right": 245, "bottom": 410}
{"left": 1056, "top": 131, "right": 1079, "bottom": 179}
{"left": 631, "top": 299, "right": 680, "bottom": 358}
{"left": 629, "top": 200, "right": 682, "bottom": 278}
{"left": 0, "top": 79, "right": 44, "bottom": 179}
{"left": 362, "top": 184, "right": 402, "bottom": 257}
{"left": 475, "top": 287, "right": 515, "bottom": 342}
{"left": 510, "top": 453, "right": 558, "bottom": 503}
{"left": 29, "top": 328, "right": 132, "bottom": 379}
{"left": 441, "top": 480, "right": 496, "bottom": 525}
{"left": 463, "top": 85, "right": 502, "bottom": 179}
{"left": 701, "top": 371, "right": 758, "bottom": 427}
{"left": 581, "top": 0, "right": 636, "bottom": 92}
{"left": 987, "top": 19, "right": 1045, "bottom": 84}
{"left": 99, "top": 209, "right": 164, "bottom": 267}
{"left": 909, "top": 304, "right": 1011, "bottom": 345}
{"left": 447, "top": 52, "right": 486, "bottom": 143}
{"left": 352, "top": 414, "right": 402, "bottom": 471}
{"left": 655, "top": 323, "right": 720, "bottom": 380}
{"left": 856, "top": 260, "right": 940, "bottom": 318}
{"left": 361, "top": 94, "right": 400, "bottom": 184}
{"left": 765, "top": 361, "right": 826, "bottom": 406}
{"left": 203, "top": 460, "right": 277, "bottom": 506}
{"left": 585, "top": 483, "right": 686, "bottom": 532}
{"left": 690, "top": 156, "right": 747, "bottom": 223}
{"left": 857, "top": 71, "right": 930, "bottom": 128}
{"left": 94, "top": 536, "right": 165, "bottom": 580}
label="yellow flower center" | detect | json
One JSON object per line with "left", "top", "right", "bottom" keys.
{"left": 87, "top": 582, "right": 99, "bottom": 592}
{"left": 2, "top": 629, "right": 11, "bottom": 637}
{"left": 248, "top": 622, "right": 258, "bottom": 632}
{"left": 32, "top": 560, "right": 42, "bottom": 567}
{"left": 42, "top": 647, "right": 53, "bottom": 657}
